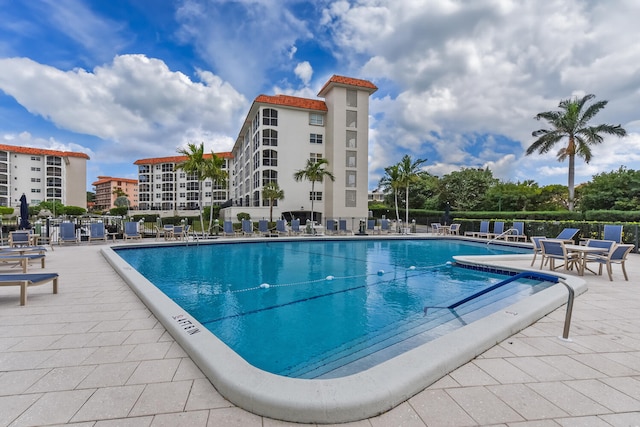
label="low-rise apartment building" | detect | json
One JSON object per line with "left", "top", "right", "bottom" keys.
{"left": 92, "top": 176, "right": 138, "bottom": 211}
{"left": 0, "top": 144, "right": 89, "bottom": 210}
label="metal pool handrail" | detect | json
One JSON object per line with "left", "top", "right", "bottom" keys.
{"left": 423, "top": 271, "right": 575, "bottom": 340}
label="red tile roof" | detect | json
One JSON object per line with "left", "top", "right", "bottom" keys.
{"left": 92, "top": 176, "right": 138, "bottom": 186}
{"left": 0, "top": 144, "right": 91, "bottom": 159}
{"left": 254, "top": 94, "right": 328, "bottom": 111}
{"left": 318, "top": 75, "right": 378, "bottom": 96}
{"left": 134, "top": 151, "right": 233, "bottom": 165}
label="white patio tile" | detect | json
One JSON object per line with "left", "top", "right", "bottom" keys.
{"left": 449, "top": 361, "right": 500, "bottom": 386}
{"left": 564, "top": 379, "right": 640, "bottom": 413}
{"left": 369, "top": 401, "right": 426, "bottom": 427}
{"left": 10, "top": 389, "right": 95, "bottom": 427}
{"left": 207, "top": 407, "right": 263, "bottom": 426}
{"left": 409, "top": 389, "right": 476, "bottom": 426}
{"left": 486, "top": 383, "right": 568, "bottom": 419}
{"left": 185, "top": 378, "right": 233, "bottom": 411}
{"left": 126, "top": 358, "right": 181, "bottom": 385}
{"left": 26, "top": 365, "right": 96, "bottom": 393}
{"left": 78, "top": 361, "right": 139, "bottom": 388}
{"left": 129, "top": 380, "right": 193, "bottom": 417}
{"left": 71, "top": 384, "right": 145, "bottom": 422}
{"left": 150, "top": 410, "right": 209, "bottom": 427}
{"left": 447, "top": 386, "right": 524, "bottom": 425}
{"left": 0, "top": 394, "right": 42, "bottom": 426}
{"left": 473, "top": 358, "right": 536, "bottom": 384}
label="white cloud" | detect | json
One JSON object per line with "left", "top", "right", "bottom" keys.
{"left": 294, "top": 61, "right": 313, "bottom": 86}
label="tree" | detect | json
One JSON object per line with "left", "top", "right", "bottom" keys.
{"left": 397, "top": 154, "right": 428, "bottom": 225}
{"left": 438, "top": 168, "right": 498, "bottom": 211}
{"left": 175, "top": 142, "right": 206, "bottom": 231}
{"left": 526, "top": 94, "right": 627, "bottom": 210}
{"left": 202, "top": 152, "right": 228, "bottom": 234}
{"left": 378, "top": 164, "right": 402, "bottom": 222}
{"left": 578, "top": 166, "right": 640, "bottom": 211}
{"left": 293, "top": 158, "right": 335, "bottom": 230}
{"left": 262, "top": 181, "right": 285, "bottom": 222}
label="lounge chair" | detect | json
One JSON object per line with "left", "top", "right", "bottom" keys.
{"left": 603, "top": 224, "right": 623, "bottom": 243}
{"left": 241, "top": 219, "right": 255, "bottom": 237}
{"left": 539, "top": 239, "right": 579, "bottom": 271}
{"left": 584, "top": 243, "right": 634, "bottom": 281}
{"left": 123, "top": 222, "right": 142, "bottom": 240}
{"left": 367, "top": 219, "right": 379, "bottom": 234}
{"left": 530, "top": 236, "right": 547, "bottom": 266}
{"left": 555, "top": 228, "right": 580, "bottom": 243}
{"left": 339, "top": 219, "right": 352, "bottom": 235}
{"left": 222, "top": 220, "right": 238, "bottom": 237}
{"left": 275, "top": 220, "right": 289, "bottom": 236}
{"left": 258, "top": 220, "right": 271, "bottom": 236}
{"left": 464, "top": 221, "right": 490, "bottom": 238}
{"left": 0, "top": 253, "right": 46, "bottom": 273}
{"left": 290, "top": 219, "right": 302, "bottom": 235}
{"left": 380, "top": 219, "right": 391, "bottom": 233}
{"left": 0, "top": 273, "right": 58, "bottom": 305}
{"left": 489, "top": 221, "right": 505, "bottom": 239}
{"left": 326, "top": 219, "right": 337, "bottom": 235}
{"left": 505, "top": 222, "right": 527, "bottom": 242}
{"left": 88, "top": 223, "right": 107, "bottom": 243}
{"left": 59, "top": 222, "right": 79, "bottom": 244}
{"left": 0, "top": 246, "right": 48, "bottom": 256}
{"left": 9, "top": 231, "right": 31, "bottom": 247}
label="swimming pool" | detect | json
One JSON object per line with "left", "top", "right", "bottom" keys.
{"left": 115, "top": 239, "right": 544, "bottom": 378}
{"left": 104, "top": 237, "right": 585, "bottom": 423}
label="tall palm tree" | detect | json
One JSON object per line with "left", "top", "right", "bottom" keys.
{"left": 175, "top": 142, "right": 206, "bottom": 231}
{"left": 262, "top": 181, "right": 285, "bottom": 223}
{"left": 526, "top": 94, "right": 627, "bottom": 211}
{"left": 397, "top": 154, "right": 428, "bottom": 225}
{"left": 293, "top": 158, "right": 335, "bottom": 231}
{"left": 378, "top": 164, "right": 402, "bottom": 222}
{"left": 202, "top": 152, "right": 228, "bottom": 234}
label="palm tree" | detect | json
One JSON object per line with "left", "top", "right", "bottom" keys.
{"left": 526, "top": 94, "right": 627, "bottom": 211}
{"left": 397, "top": 154, "right": 428, "bottom": 225}
{"left": 293, "top": 158, "right": 335, "bottom": 231}
{"left": 262, "top": 181, "right": 285, "bottom": 223}
{"left": 175, "top": 142, "right": 206, "bottom": 231}
{"left": 202, "top": 152, "right": 228, "bottom": 234}
{"left": 378, "top": 164, "right": 402, "bottom": 222}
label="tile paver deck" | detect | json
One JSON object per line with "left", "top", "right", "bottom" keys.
{"left": 1, "top": 239, "right": 639, "bottom": 426}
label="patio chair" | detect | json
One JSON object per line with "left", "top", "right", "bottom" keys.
{"left": 539, "top": 239, "right": 579, "bottom": 271}
{"left": 367, "top": 219, "right": 379, "bottom": 234}
{"left": 123, "top": 222, "right": 142, "bottom": 240}
{"left": 9, "top": 231, "right": 31, "bottom": 247}
{"left": 161, "top": 224, "right": 175, "bottom": 240}
{"left": 464, "top": 221, "right": 490, "bottom": 238}
{"left": 603, "top": 224, "right": 623, "bottom": 243}
{"left": 290, "top": 219, "right": 302, "bottom": 235}
{"left": 584, "top": 243, "right": 634, "bottom": 281}
{"left": 326, "top": 219, "right": 337, "bottom": 235}
{"left": 0, "top": 253, "right": 46, "bottom": 273}
{"left": 505, "top": 222, "right": 527, "bottom": 242}
{"left": 380, "top": 219, "right": 391, "bottom": 234}
{"left": 172, "top": 225, "right": 185, "bottom": 240}
{"left": 0, "top": 272, "right": 58, "bottom": 306}
{"left": 431, "top": 223, "right": 443, "bottom": 235}
{"left": 275, "top": 220, "right": 289, "bottom": 236}
{"left": 222, "top": 220, "right": 239, "bottom": 237}
{"left": 88, "top": 223, "right": 107, "bottom": 243}
{"left": 555, "top": 228, "right": 580, "bottom": 243}
{"left": 530, "top": 236, "right": 547, "bottom": 266}
{"left": 449, "top": 223, "right": 460, "bottom": 235}
{"left": 489, "top": 221, "right": 505, "bottom": 239}
{"left": 241, "top": 219, "right": 255, "bottom": 237}
{"left": 258, "top": 220, "right": 271, "bottom": 236}
{"left": 59, "top": 222, "right": 79, "bottom": 244}
{"left": 339, "top": 219, "right": 353, "bottom": 235}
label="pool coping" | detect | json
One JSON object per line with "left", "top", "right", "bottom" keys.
{"left": 101, "top": 239, "right": 586, "bottom": 424}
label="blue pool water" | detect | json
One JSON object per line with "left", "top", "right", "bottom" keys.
{"left": 116, "top": 239, "right": 548, "bottom": 378}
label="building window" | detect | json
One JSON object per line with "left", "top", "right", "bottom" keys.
{"left": 263, "top": 108, "right": 278, "bottom": 126}
{"left": 310, "top": 153, "right": 323, "bottom": 163}
{"left": 346, "top": 110, "right": 357, "bottom": 128}
{"left": 346, "top": 171, "right": 357, "bottom": 188}
{"left": 263, "top": 149, "right": 277, "bottom": 166}
{"left": 31, "top": 188, "right": 41, "bottom": 193}
{"left": 31, "top": 167, "right": 41, "bottom": 172}
{"left": 309, "top": 113, "right": 324, "bottom": 126}
{"left": 179, "top": 183, "right": 186, "bottom": 188}
{"left": 310, "top": 191, "right": 322, "bottom": 201}
{"left": 346, "top": 130, "right": 357, "bottom": 148}
{"left": 346, "top": 89, "right": 358, "bottom": 107}
{"left": 253, "top": 171, "right": 260, "bottom": 189}
{"left": 346, "top": 151, "right": 357, "bottom": 168}
{"left": 30, "top": 178, "right": 41, "bottom": 183}
{"left": 262, "top": 129, "right": 278, "bottom": 146}
{"left": 31, "top": 156, "right": 41, "bottom": 161}
{"left": 310, "top": 133, "right": 323, "bottom": 144}
{"left": 262, "top": 169, "right": 277, "bottom": 185}
{"left": 346, "top": 190, "right": 357, "bottom": 207}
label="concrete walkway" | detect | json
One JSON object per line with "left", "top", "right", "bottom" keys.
{"left": 0, "top": 241, "right": 639, "bottom": 426}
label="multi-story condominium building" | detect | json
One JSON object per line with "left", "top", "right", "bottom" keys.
{"left": 92, "top": 176, "right": 139, "bottom": 211}
{"left": 133, "top": 153, "right": 232, "bottom": 212}
{"left": 0, "top": 144, "right": 89, "bottom": 209}
{"left": 224, "top": 75, "right": 377, "bottom": 223}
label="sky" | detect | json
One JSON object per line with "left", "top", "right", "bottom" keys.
{"left": 1, "top": 0, "right": 639, "bottom": 194}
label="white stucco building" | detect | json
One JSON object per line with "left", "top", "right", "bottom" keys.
{"left": 0, "top": 144, "right": 89, "bottom": 210}
{"left": 223, "top": 75, "right": 377, "bottom": 223}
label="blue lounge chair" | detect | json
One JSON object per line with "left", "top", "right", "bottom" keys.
{"left": 123, "top": 222, "right": 142, "bottom": 240}
{"left": 506, "top": 222, "right": 527, "bottom": 242}
{"left": 241, "top": 219, "right": 255, "bottom": 237}
{"left": 380, "top": 219, "right": 391, "bottom": 233}
{"left": 326, "top": 219, "right": 337, "bottom": 235}
{"left": 275, "top": 220, "right": 289, "bottom": 236}
{"left": 290, "top": 219, "right": 302, "bottom": 235}
{"left": 603, "top": 224, "right": 623, "bottom": 243}
{"left": 367, "top": 219, "right": 378, "bottom": 234}
{"left": 222, "top": 221, "right": 238, "bottom": 237}
{"left": 0, "top": 273, "right": 58, "bottom": 305}
{"left": 555, "top": 228, "right": 580, "bottom": 243}
{"left": 88, "top": 223, "right": 107, "bottom": 243}
{"left": 59, "top": 222, "right": 79, "bottom": 244}
{"left": 9, "top": 231, "right": 31, "bottom": 247}
{"left": 339, "top": 219, "right": 352, "bottom": 235}
{"left": 0, "top": 253, "right": 46, "bottom": 273}
{"left": 258, "top": 220, "right": 271, "bottom": 236}
{"left": 465, "top": 221, "right": 490, "bottom": 238}
{"left": 489, "top": 221, "right": 505, "bottom": 239}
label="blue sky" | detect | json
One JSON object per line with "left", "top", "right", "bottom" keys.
{"left": 1, "top": 0, "right": 639, "bottom": 193}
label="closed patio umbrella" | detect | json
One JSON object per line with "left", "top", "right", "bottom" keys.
{"left": 19, "top": 194, "right": 31, "bottom": 230}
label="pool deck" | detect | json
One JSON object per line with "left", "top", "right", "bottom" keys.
{"left": 1, "top": 237, "right": 639, "bottom": 426}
